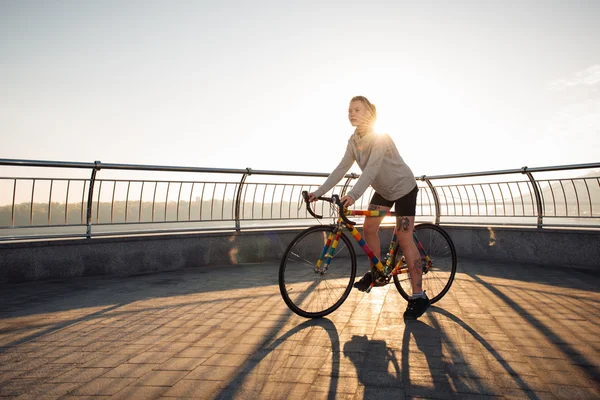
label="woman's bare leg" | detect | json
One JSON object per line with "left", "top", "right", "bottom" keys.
{"left": 363, "top": 204, "right": 390, "bottom": 267}
{"left": 395, "top": 215, "right": 422, "bottom": 294}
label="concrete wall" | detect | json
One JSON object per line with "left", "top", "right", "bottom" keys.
{"left": 1, "top": 226, "right": 598, "bottom": 284}
{"left": 439, "top": 226, "right": 600, "bottom": 270}
{"left": 0, "top": 230, "right": 300, "bottom": 284}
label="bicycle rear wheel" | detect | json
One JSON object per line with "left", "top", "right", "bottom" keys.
{"left": 279, "top": 225, "right": 356, "bottom": 318}
{"left": 393, "top": 223, "right": 457, "bottom": 304}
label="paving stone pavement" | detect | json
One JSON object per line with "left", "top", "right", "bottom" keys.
{"left": 0, "top": 258, "right": 599, "bottom": 399}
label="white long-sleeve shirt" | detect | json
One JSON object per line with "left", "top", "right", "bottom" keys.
{"left": 312, "top": 129, "right": 417, "bottom": 201}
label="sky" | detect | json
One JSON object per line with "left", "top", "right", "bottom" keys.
{"left": 1, "top": 0, "right": 599, "bottom": 178}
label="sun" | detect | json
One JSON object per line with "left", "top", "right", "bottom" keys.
{"left": 372, "top": 111, "right": 397, "bottom": 136}
{"left": 370, "top": 95, "right": 409, "bottom": 136}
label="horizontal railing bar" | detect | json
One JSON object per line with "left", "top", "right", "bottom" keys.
{"left": 3, "top": 158, "right": 598, "bottom": 180}
{"left": 2, "top": 220, "right": 597, "bottom": 243}
{"left": 419, "top": 162, "right": 600, "bottom": 180}
{"left": 0, "top": 159, "right": 96, "bottom": 169}
{"left": 5, "top": 215, "right": 595, "bottom": 232}
{"left": 1, "top": 224, "right": 88, "bottom": 230}
{"left": 0, "top": 224, "right": 337, "bottom": 242}
{"left": 0, "top": 177, "right": 88, "bottom": 181}
{"left": 440, "top": 221, "right": 600, "bottom": 229}
{"left": 0, "top": 158, "right": 354, "bottom": 178}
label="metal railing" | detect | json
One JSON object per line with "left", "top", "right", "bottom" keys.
{"left": 1, "top": 158, "right": 599, "bottom": 241}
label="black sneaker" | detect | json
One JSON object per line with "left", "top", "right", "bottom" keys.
{"left": 353, "top": 271, "right": 372, "bottom": 292}
{"left": 403, "top": 293, "right": 430, "bottom": 320}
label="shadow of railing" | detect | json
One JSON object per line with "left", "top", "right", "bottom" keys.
{"left": 470, "top": 273, "right": 600, "bottom": 384}
{"left": 453, "top": 257, "right": 600, "bottom": 299}
{"left": 0, "top": 264, "right": 283, "bottom": 352}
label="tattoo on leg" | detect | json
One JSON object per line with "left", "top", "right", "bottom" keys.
{"left": 412, "top": 258, "right": 422, "bottom": 271}
{"left": 412, "top": 258, "right": 423, "bottom": 290}
{"left": 399, "top": 217, "right": 410, "bottom": 232}
{"left": 368, "top": 204, "right": 378, "bottom": 211}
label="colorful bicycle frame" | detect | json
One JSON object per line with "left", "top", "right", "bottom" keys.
{"left": 316, "top": 209, "right": 432, "bottom": 279}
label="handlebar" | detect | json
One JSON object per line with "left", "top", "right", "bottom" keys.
{"left": 302, "top": 191, "right": 356, "bottom": 226}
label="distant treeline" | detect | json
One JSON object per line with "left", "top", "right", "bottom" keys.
{"left": 0, "top": 199, "right": 315, "bottom": 226}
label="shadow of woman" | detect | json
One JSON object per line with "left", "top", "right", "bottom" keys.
{"left": 343, "top": 335, "right": 404, "bottom": 399}
{"left": 342, "top": 321, "right": 451, "bottom": 399}
{"left": 344, "top": 306, "right": 541, "bottom": 399}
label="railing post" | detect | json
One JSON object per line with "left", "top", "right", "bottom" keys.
{"left": 86, "top": 161, "right": 102, "bottom": 238}
{"left": 422, "top": 175, "right": 441, "bottom": 225}
{"left": 522, "top": 166, "right": 543, "bottom": 228}
{"left": 341, "top": 173, "right": 359, "bottom": 197}
{"left": 234, "top": 168, "right": 251, "bottom": 232}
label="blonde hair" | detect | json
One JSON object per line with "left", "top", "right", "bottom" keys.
{"left": 350, "top": 95, "right": 377, "bottom": 126}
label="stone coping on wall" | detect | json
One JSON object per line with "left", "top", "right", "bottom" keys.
{"left": 0, "top": 225, "right": 598, "bottom": 284}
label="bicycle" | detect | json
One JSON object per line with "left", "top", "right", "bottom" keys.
{"left": 279, "top": 191, "right": 457, "bottom": 318}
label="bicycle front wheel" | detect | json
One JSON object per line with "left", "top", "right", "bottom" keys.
{"left": 393, "top": 223, "right": 457, "bottom": 304}
{"left": 279, "top": 225, "right": 357, "bottom": 318}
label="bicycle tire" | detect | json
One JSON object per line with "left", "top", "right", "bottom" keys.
{"left": 393, "top": 223, "right": 457, "bottom": 304}
{"left": 279, "top": 225, "right": 357, "bottom": 318}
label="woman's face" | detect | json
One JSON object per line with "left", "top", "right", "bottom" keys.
{"left": 348, "top": 100, "right": 371, "bottom": 127}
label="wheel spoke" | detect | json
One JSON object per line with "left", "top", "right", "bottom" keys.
{"left": 288, "top": 251, "right": 320, "bottom": 269}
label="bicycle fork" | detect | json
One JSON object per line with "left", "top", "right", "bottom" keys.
{"left": 314, "top": 227, "right": 343, "bottom": 274}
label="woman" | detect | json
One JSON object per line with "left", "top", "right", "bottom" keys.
{"left": 308, "top": 95, "right": 429, "bottom": 320}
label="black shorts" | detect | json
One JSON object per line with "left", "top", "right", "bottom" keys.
{"left": 369, "top": 185, "right": 418, "bottom": 216}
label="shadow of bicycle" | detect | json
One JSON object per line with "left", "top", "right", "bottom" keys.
{"left": 214, "top": 317, "right": 341, "bottom": 400}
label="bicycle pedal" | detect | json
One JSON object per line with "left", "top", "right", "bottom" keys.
{"left": 373, "top": 279, "right": 389, "bottom": 287}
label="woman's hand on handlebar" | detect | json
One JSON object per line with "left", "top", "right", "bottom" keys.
{"left": 306, "top": 191, "right": 353, "bottom": 209}
{"left": 340, "top": 195, "right": 355, "bottom": 208}
{"left": 302, "top": 191, "right": 356, "bottom": 225}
